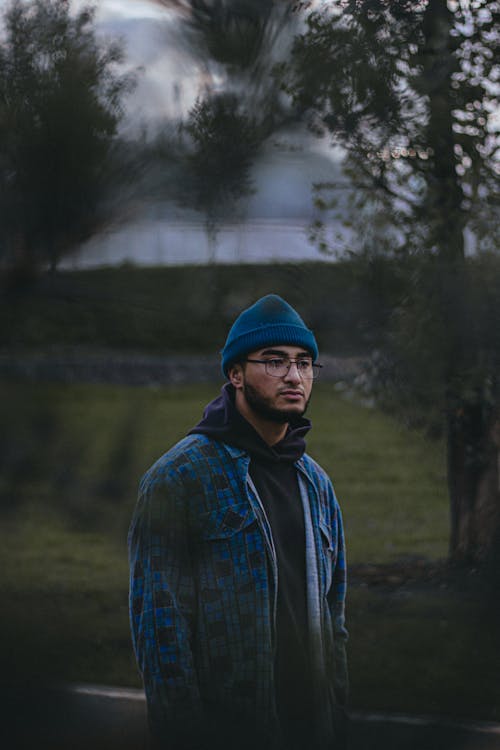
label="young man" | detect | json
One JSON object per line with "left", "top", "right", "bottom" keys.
{"left": 128, "top": 295, "right": 348, "bottom": 750}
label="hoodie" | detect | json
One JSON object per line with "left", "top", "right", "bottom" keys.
{"left": 189, "top": 384, "right": 316, "bottom": 742}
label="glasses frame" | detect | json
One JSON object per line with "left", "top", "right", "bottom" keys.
{"left": 244, "top": 357, "right": 323, "bottom": 380}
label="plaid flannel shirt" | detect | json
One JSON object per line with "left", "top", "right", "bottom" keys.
{"left": 128, "top": 434, "right": 348, "bottom": 749}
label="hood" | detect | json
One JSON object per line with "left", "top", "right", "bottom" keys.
{"left": 188, "top": 383, "right": 311, "bottom": 464}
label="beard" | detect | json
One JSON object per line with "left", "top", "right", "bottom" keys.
{"left": 242, "top": 381, "right": 311, "bottom": 424}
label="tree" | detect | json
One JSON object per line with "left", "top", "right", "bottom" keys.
{"left": 182, "top": 93, "right": 260, "bottom": 262}
{"left": 157, "top": 0, "right": 300, "bottom": 130}
{"left": 0, "top": 0, "right": 134, "bottom": 274}
{"left": 149, "top": 0, "right": 305, "bottom": 249}
{"left": 286, "top": 0, "right": 500, "bottom": 566}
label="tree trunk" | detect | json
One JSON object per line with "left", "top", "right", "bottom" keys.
{"left": 447, "top": 404, "right": 500, "bottom": 566}
{"left": 421, "top": 0, "right": 464, "bottom": 260}
{"left": 422, "top": 0, "right": 500, "bottom": 566}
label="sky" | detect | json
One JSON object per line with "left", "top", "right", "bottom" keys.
{"left": 61, "top": 1, "right": 353, "bottom": 267}
{"left": 93, "top": 0, "right": 201, "bottom": 124}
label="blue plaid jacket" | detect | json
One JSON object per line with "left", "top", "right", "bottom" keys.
{"left": 129, "top": 434, "right": 348, "bottom": 749}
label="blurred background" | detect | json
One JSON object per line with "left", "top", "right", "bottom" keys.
{"left": 1, "top": 0, "right": 499, "bottom": 744}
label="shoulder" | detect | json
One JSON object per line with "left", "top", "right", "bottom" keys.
{"left": 299, "top": 452, "right": 340, "bottom": 506}
{"left": 139, "top": 434, "right": 232, "bottom": 491}
{"left": 300, "top": 452, "right": 332, "bottom": 486}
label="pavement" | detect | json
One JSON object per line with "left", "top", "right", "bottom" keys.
{"left": 3, "top": 683, "right": 500, "bottom": 749}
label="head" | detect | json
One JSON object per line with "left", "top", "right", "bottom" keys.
{"left": 221, "top": 295, "right": 319, "bottom": 427}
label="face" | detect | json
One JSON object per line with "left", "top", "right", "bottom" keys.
{"left": 229, "top": 345, "right": 314, "bottom": 424}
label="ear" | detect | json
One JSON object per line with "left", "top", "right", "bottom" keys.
{"left": 228, "top": 363, "right": 244, "bottom": 390}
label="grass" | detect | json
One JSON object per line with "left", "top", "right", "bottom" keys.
{"left": 308, "top": 388, "right": 448, "bottom": 562}
{"left": 348, "top": 585, "right": 500, "bottom": 721}
{"left": 1, "top": 381, "right": 498, "bottom": 720}
{"left": 0, "top": 381, "right": 449, "bottom": 560}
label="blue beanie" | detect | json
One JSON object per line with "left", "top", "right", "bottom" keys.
{"left": 221, "top": 294, "right": 319, "bottom": 377}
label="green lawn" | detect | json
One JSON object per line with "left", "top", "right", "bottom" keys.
{"left": 1, "top": 382, "right": 498, "bottom": 720}
{"left": 0, "top": 381, "right": 449, "bottom": 560}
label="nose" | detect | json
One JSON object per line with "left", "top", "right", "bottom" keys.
{"left": 284, "top": 361, "right": 302, "bottom": 384}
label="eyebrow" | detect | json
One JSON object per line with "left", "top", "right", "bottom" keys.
{"left": 259, "top": 349, "right": 312, "bottom": 358}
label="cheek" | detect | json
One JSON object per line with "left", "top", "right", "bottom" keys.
{"left": 244, "top": 373, "right": 271, "bottom": 393}
{"left": 245, "top": 379, "right": 277, "bottom": 405}
{"left": 257, "top": 383, "right": 276, "bottom": 402}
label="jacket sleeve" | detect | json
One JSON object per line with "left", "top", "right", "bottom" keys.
{"left": 128, "top": 466, "right": 204, "bottom": 745}
{"left": 330, "top": 493, "right": 349, "bottom": 707}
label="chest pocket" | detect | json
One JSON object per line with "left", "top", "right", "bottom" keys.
{"left": 200, "top": 503, "right": 257, "bottom": 540}
{"left": 198, "top": 503, "right": 261, "bottom": 591}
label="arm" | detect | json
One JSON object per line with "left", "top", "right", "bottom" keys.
{"left": 128, "top": 467, "right": 203, "bottom": 745}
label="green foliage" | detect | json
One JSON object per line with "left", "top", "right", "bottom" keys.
{"left": 176, "top": 0, "right": 277, "bottom": 70}
{"left": 182, "top": 93, "right": 261, "bottom": 248}
{"left": 363, "top": 254, "right": 500, "bottom": 435}
{"left": 286, "top": 2, "right": 500, "bottom": 410}
{"left": 286, "top": 0, "right": 426, "bottom": 249}
{"left": 0, "top": 262, "right": 388, "bottom": 354}
{"left": 288, "top": 1, "right": 421, "bottom": 142}
{"left": 285, "top": 1, "right": 500, "bottom": 563}
{"left": 287, "top": 0, "right": 499, "bottom": 255}
{"left": 170, "top": 0, "right": 298, "bottom": 107}
{"left": 151, "top": 1, "right": 304, "bottom": 238}
{"left": 170, "top": 0, "right": 304, "bottom": 247}
{"left": 0, "top": 0, "right": 134, "bottom": 271}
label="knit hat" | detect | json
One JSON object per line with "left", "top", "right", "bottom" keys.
{"left": 221, "top": 294, "right": 319, "bottom": 377}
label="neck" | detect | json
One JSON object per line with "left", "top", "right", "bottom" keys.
{"left": 234, "top": 392, "right": 288, "bottom": 446}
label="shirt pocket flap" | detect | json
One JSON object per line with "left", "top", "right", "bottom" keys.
{"left": 319, "top": 519, "right": 334, "bottom": 554}
{"left": 200, "top": 503, "right": 257, "bottom": 540}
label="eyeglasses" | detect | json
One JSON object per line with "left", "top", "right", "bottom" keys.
{"left": 244, "top": 357, "right": 322, "bottom": 379}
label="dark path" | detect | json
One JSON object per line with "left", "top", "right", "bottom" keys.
{"left": 349, "top": 711, "right": 500, "bottom": 750}
{"left": 4, "top": 684, "right": 500, "bottom": 750}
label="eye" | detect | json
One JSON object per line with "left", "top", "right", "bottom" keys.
{"left": 267, "top": 358, "right": 285, "bottom": 370}
{"left": 297, "top": 359, "right": 312, "bottom": 371}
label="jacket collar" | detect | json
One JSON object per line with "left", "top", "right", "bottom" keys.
{"left": 222, "top": 441, "right": 317, "bottom": 504}
{"left": 222, "top": 440, "right": 309, "bottom": 473}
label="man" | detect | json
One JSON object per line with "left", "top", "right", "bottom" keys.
{"left": 128, "top": 294, "right": 348, "bottom": 750}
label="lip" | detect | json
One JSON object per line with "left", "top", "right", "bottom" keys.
{"left": 279, "top": 390, "right": 304, "bottom": 400}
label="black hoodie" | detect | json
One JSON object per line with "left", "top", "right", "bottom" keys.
{"left": 189, "top": 384, "right": 316, "bottom": 741}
